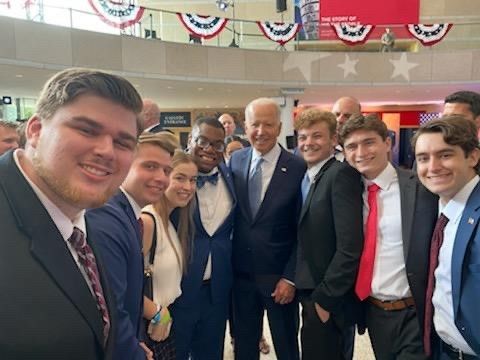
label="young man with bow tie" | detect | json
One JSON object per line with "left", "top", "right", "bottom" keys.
{"left": 171, "top": 116, "right": 237, "bottom": 360}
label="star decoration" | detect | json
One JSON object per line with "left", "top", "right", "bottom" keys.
{"left": 283, "top": 52, "right": 331, "bottom": 84}
{"left": 338, "top": 54, "right": 359, "bottom": 78}
{"left": 389, "top": 53, "right": 418, "bottom": 81}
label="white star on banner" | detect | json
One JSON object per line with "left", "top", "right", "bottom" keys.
{"left": 389, "top": 53, "right": 418, "bottom": 81}
{"left": 337, "top": 54, "right": 358, "bottom": 78}
{"left": 283, "top": 52, "right": 331, "bottom": 84}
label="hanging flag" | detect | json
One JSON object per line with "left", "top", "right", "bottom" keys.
{"left": 406, "top": 24, "right": 453, "bottom": 46}
{"left": 177, "top": 13, "right": 228, "bottom": 39}
{"left": 331, "top": 23, "right": 375, "bottom": 45}
{"left": 257, "top": 21, "right": 301, "bottom": 45}
{"left": 88, "top": 0, "right": 145, "bottom": 29}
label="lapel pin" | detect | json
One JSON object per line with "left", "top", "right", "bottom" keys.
{"left": 468, "top": 217, "right": 475, "bottom": 225}
{"left": 281, "top": 167, "right": 287, "bottom": 172}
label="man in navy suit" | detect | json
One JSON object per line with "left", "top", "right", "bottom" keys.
{"left": 412, "top": 115, "right": 480, "bottom": 359}
{"left": 230, "top": 98, "right": 306, "bottom": 360}
{"left": 87, "top": 132, "right": 177, "bottom": 360}
{"left": 0, "top": 68, "right": 143, "bottom": 359}
{"left": 170, "top": 116, "right": 236, "bottom": 360}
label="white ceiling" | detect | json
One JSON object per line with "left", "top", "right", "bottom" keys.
{"left": 2, "top": 63, "right": 480, "bottom": 111}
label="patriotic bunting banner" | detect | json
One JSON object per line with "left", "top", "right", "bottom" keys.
{"left": 88, "top": 0, "right": 144, "bottom": 29}
{"left": 331, "top": 23, "right": 375, "bottom": 45}
{"left": 406, "top": 24, "right": 453, "bottom": 46}
{"left": 177, "top": 13, "right": 228, "bottom": 39}
{"left": 256, "top": 22, "right": 302, "bottom": 45}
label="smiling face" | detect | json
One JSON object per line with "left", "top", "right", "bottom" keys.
{"left": 343, "top": 129, "right": 390, "bottom": 180}
{"left": 415, "top": 132, "right": 479, "bottom": 204}
{"left": 23, "top": 94, "right": 138, "bottom": 218}
{"left": 245, "top": 102, "right": 281, "bottom": 155}
{"left": 297, "top": 121, "right": 336, "bottom": 167}
{"left": 190, "top": 123, "right": 225, "bottom": 173}
{"left": 165, "top": 161, "right": 198, "bottom": 210}
{"left": 122, "top": 143, "right": 173, "bottom": 208}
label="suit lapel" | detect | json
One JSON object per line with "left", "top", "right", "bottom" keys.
{"left": 1, "top": 153, "right": 105, "bottom": 348}
{"left": 299, "top": 157, "right": 336, "bottom": 223}
{"left": 451, "top": 182, "right": 480, "bottom": 317}
{"left": 240, "top": 150, "right": 255, "bottom": 222}
{"left": 397, "top": 168, "right": 416, "bottom": 261}
{"left": 115, "top": 191, "right": 142, "bottom": 242}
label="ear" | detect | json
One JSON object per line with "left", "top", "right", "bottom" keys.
{"left": 385, "top": 136, "right": 392, "bottom": 151}
{"left": 468, "top": 147, "right": 480, "bottom": 170}
{"left": 331, "top": 133, "right": 338, "bottom": 146}
{"left": 25, "top": 115, "right": 42, "bottom": 149}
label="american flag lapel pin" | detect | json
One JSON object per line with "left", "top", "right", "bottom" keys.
{"left": 281, "top": 167, "right": 287, "bottom": 172}
{"left": 468, "top": 217, "right": 475, "bottom": 225}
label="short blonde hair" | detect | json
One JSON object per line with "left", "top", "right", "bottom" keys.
{"left": 294, "top": 109, "right": 336, "bottom": 136}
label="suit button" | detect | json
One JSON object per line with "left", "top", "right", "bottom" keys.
{"left": 461, "top": 327, "right": 465, "bottom": 331}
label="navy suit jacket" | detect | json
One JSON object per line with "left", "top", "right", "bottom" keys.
{"left": 230, "top": 146, "right": 306, "bottom": 294}
{"left": 86, "top": 191, "right": 145, "bottom": 360}
{"left": 173, "top": 162, "right": 237, "bottom": 307}
{"left": 450, "top": 181, "right": 480, "bottom": 354}
{"left": 0, "top": 151, "right": 116, "bottom": 360}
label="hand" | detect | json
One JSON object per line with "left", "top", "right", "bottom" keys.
{"left": 139, "top": 342, "right": 154, "bottom": 360}
{"left": 271, "top": 278, "right": 295, "bottom": 305}
{"left": 314, "top": 303, "right": 330, "bottom": 323}
{"left": 148, "top": 307, "right": 172, "bottom": 342}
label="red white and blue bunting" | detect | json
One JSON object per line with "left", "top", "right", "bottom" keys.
{"left": 406, "top": 24, "right": 453, "bottom": 46}
{"left": 88, "top": 0, "right": 145, "bottom": 29}
{"left": 177, "top": 13, "right": 228, "bottom": 39}
{"left": 256, "top": 22, "right": 301, "bottom": 45}
{"left": 331, "top": 23, "right": 375, "bottom": 45}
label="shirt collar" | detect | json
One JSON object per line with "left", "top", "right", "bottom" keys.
{"left": 363, "top": 162, "right": 396, "bottom": 190}
{"left": 13, "top": 149, "right": 86, "bottom": 240}
{"left": 120, "top": 187, "right": 143, "bottom": 220}
{"left": 307, "top": 155, "right": 334, "bottom": 182}
{"left": 251, "top": 143, "right": 281, "bottom": 165}
{"left": 440, "top": 175, "right": 479, "bottom": 224}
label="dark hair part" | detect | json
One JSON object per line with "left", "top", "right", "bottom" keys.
{"left": 224, "top": 134, "right": 243, "bottom": 145}
{"left": 339, "top": 113, "right": 387, "bottom": 145}
{"left": 294, "top": 109, "right": 337, "bottom": 136}
{"left": 411, "top": 115, "right": 480, "bottom": 170}
{"left": 191, "top": 116, "right": 225, "bottom": 139}
{"left": 138, "top": 131, "right": 179, "bottom": 156}
{"left": 36, "top": 68, "right": 144, "bottom": 135}
{"left": 444, "top": 91, "right": 480, "bottom": 118}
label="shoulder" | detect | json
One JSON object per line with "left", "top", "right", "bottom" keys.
{"left": 230, "top": 147, "right": 250, "bottom": 163}
{"left": 281, "top": 149, "right": 306, "bottom": 172}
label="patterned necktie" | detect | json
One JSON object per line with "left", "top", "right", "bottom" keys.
{"left": 301, "top": 172, "right": 311, "bottom": 205}
{"left": 138, "top": 217, "right": 144, "bottom": 238}
{"left": 196, "top": 172, "right": 219, "bottom": 189}
{"left": 423, "top": 213, "right": 449, "bottom": 356}
{"left": 69, "top": 227, "right": 110, "bottom": 343}
{"left": 249, "top": 157, "right": 264, "bottom": 218}
{"left": 355, "top": 183, "right": 381, "bottom": 301}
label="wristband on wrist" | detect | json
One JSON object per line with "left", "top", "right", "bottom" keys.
{"left": 150, "top": 304, "right": 162, "bottom": 325}
{"left": 159, "top": 309, "right": 171, "bottom": 325}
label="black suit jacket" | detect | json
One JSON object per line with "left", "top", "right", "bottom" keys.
{"left": 396, "top": 168, "right": 438, "bottom": 335}
{"left": 0, "top": 151, "right": 115, "bottom": 359}
{"left": 230, "top": 146, "right": 306, "bottom": 294}
{"left": 297, "top": 158, "right": 364, "bottom": 315}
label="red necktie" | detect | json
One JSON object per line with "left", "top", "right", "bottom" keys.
{"left": 423, "top": 213, "right": 449, "bottom": 356}
{"left": 355, "top": 183, "right": 380, "bottom": 301}
{"left": 69, "top": 227, "right": 111, "bottom": 344}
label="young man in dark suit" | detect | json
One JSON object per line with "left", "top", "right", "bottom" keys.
{"left": 412, "top": 116, "right": 480, "bottom": 359}
{"left": 230, "top": 98, "right": 306, "bottom": 360}
{"left": 87, "top": 132, "right": 177, "bottom": 360}
{"left": 0, "top": 68, "right": 143, "bottom": 359}
{"left": 294, "top": 109, "right": 363, "bottom": 360}
{"left": 340, "top": 114, "right": 438, "bottom": 359}
{"left": 170, "top": 116, "right": 236, "bottom": 360}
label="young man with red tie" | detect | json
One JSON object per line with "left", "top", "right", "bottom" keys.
{"left": 340, "top": 114, "right": 437, "bottom": 359}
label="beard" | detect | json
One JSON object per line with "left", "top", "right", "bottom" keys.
{"left": 32, "top": 150, "right": 116, "bottom": 210}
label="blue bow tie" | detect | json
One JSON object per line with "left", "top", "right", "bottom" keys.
{"left": 196, "top": 172, "right": 219, "bottom": 189}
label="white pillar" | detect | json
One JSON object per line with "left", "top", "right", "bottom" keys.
{"left": 271, "top": 96, "right": 295, "bottom": 151}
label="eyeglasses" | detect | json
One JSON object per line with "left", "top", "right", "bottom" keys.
{"left": 193, "top": 136, "right": 225, "bottom": 152}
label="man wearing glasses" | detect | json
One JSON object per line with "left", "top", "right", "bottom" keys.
{"left": 170, "top": 117, "right": 236, "bottom": 360}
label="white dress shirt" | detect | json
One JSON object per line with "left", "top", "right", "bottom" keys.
{"left": 197, "top": 166, "right": 233, "bottom": 280}
{"left": 14, "top": 149, "right": 94, "bottom": 295}
{"left": 249, "top": 143, "right": 281, "bottom": 203}
{"left": 306, "top": 155, "right": 334, "bottom": 183}
{"left": 364, "top": 162, "right": 411, "bottom": 301}
{"left": 433, "top": 175, "right": 479, "bottom": 355}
